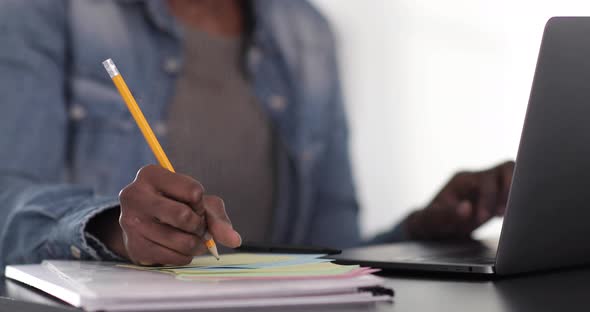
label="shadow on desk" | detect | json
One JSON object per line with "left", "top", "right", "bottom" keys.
{"left": 377, "top": 266, "right": 590, "bottom": 312}
{"left": 376, "top": 269, "right": 493, "bottom": 281}
{"left": 493, "top": 268, "right": 590, "bottom": 312}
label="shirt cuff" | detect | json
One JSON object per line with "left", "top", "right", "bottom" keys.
{"left": 368, "top": 214, "right": 412, "bottom": 245}
{"left": 50, "top": 196, "right": 123, "bottom": 261}
{"left": 85, "top": 229, "right": 125, "bottom": 262}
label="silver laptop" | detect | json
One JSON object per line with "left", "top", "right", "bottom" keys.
{"left": 334, "top": 17, "right": 590, "bottom": 275}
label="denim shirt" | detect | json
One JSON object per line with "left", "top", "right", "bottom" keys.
{"left": 0, "top": 0, "right": 405, "bottom": 272}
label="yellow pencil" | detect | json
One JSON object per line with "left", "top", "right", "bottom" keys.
{"left": 102, "top": 58, "right": 220, "bottom": 260}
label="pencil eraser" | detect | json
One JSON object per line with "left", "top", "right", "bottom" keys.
{"left": 102, "top": 58, "right": 120, "bottom": 78}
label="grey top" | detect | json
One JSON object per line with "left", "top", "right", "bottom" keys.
{"left": 165, "top": 29, "right": 275, "bottom": 245}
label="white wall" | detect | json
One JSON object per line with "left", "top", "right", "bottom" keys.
{"left": 310, "top": 0, "right": 590, "bottom": 238}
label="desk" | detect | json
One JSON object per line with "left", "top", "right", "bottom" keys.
{"left": 1, "top": 268, "right": 589, "bottom": 311}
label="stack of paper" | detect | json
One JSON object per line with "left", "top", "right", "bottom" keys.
{"left": 5, "top": 254, "right": 392, "bottom": 311}
{"left": 120, "top": 253, "right": 379, "bottom": 281}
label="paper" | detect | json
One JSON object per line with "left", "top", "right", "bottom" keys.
{"left": 120, "top": 253, "right": 323, "bottom": 270}
{"left": 169, "top": 262, "right": 356, "bottom": 275}
{"left": 177, "top": 268, "right": 382, "bottom": 281}
{"left": 103, "top": 292, "right": 392, "bottom": 310}
{"left": 119, "top": 253, "right": 377, "bottom": 281}
{"left": 189, "top": 253, "right": 297, "bottom": 267}
{"left": 6, "top": 261, "right": 390, "bottom": 311}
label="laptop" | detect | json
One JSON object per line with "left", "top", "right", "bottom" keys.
{"left": 334, "top": 17, "right": 590, "bottom": 276}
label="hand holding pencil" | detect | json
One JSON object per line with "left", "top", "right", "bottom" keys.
{"left": 98, "top": 59, "right": 241, "bottom": 266}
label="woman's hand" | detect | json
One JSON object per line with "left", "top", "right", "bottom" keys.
{"left": 406, "top": 161, "right": 515, "bottom": 240}
{"left": 89, "top": 165, "right": 241, "bottom": 266}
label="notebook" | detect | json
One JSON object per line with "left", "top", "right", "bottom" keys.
{"left": 5, "top": 254, "right": 392, "bottom": 311}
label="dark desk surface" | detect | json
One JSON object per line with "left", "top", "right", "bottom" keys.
{"left": 1, "top": 267, "right": 589, "bottom": 311}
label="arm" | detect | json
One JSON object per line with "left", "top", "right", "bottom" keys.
{"left": 304, "top": 8, "right": 514, "bottom": 246}
{"left": 307, "top": 76, "right": 408, "bottom": 247}
{"left": 0, "top": 1, "right": 122, "bottom": 271}
{"left": 0, "top": 2, "right": 241, "bottom": 270}
{"left": 304, "top": 17, "right": 362, "bottom": 248}
{"left": 307, "top": 106, "right": 363, "bottom": 249}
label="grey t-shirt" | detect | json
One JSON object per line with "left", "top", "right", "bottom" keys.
{"left": 165, "top": 29, "right": 275, "bottom": 244}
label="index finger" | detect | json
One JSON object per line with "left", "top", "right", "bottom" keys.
{"left": 136, "top": 165, "right": 205, "bottom": 211}
{"left": 202, "top": 196, "right": 242, "bottom": 248}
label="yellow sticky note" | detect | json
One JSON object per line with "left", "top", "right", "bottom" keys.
{"left": 189, "top": 253, "right": 293, "bottom": 267}
{"left": 119, "top": 253, "right": 295, "bottom": 270}
{"left": 169, "top": 262, "right": 356, "bottom": 275}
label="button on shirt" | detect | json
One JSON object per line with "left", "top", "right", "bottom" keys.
{"left": 165, "top": 29, "right": 276, "bottom": 244}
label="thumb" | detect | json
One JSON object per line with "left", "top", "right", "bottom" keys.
{"left": 202, "top": 195, "right": 242, "bottom": 248}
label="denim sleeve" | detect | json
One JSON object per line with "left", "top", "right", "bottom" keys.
{"left": 0, "top": 176, "right": 122, "bottom": 266}
{"left": 304, "top": 5, "right": 409, "bottom": 248}
{"left": 308, "top": 100, "right": 363, "bottom": 250}
{"left": 0, "top": 1, "right": 122, "bottom": 274}
{"left": 303, "top": 14, "right": 362, "bottom": 249}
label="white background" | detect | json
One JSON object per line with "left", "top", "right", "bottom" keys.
{"left": 310, "top": 0, "right": 590, "bottom": 238}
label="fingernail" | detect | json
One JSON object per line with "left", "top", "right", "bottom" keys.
{"left": 236, "top": 232, "right": 242, "bottom": 246}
